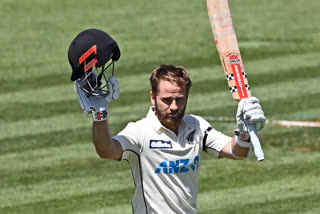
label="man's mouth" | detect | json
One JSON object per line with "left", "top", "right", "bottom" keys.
{"left": 168, "top": 112, "right": 178, "bottom": 118}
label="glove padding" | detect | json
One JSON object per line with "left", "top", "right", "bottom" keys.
{"left": 75, "top": 76, "right": 119, "bottom": 121}
{"left": 236, "top": 97, "right": 266, "bottom": 140}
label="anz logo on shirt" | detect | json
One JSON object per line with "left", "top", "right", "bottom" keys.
{"left": 154, "top": 156, "right": 200, "bottom": 174}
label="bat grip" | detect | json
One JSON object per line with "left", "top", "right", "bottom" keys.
{"left": 247, "top": 124, "right": 264, "bottom": 161}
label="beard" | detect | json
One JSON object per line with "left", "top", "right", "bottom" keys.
{"left": 154, "top": 101, "right": 186, "bottom": 132}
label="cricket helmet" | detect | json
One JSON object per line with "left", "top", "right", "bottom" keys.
{"left": 68, "top": 29, "right": 120, "bottom": 96}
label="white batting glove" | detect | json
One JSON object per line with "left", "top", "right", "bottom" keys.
{"left": 236, "top": 97, "right": 266, "bottom": 141}
{"left": 75, "top": 76, "right": 119, "bottom": 121}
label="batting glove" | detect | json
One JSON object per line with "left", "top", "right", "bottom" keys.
{"left": 75, "top": 76, "right": 119, "bottom": 121}
{"left": 236, "top": 97, "right": 266, "bottom": 141}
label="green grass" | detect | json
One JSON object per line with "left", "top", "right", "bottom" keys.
{"left": 1, "top": 0, "right": 320, "bottom": 213}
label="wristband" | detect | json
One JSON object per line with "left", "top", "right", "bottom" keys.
{"left": 235, "top": 136, "right": 253, "bottom": 159}
{"left": 235, "top": 136, "right": 252, "bottom": 147}
{"left": 234, "top": 129, "right": 250, "bottom": 142}
{"left": 92, "top": 107, "right": 108, "bottom": 121}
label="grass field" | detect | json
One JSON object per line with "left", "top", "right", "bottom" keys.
{"left": 1, "top": 0, "right": 320, "bottom": 213}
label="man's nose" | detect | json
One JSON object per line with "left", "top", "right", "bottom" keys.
{"left": 170, "top": 100, "right": 179, "bottom": 111}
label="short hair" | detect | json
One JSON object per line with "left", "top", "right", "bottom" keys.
{"left": 150, "top": 64, "right": 192, "bottom": 95}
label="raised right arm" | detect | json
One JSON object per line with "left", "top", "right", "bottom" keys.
{"left": 92, "top": 120, "right": 123, "bottom": 161}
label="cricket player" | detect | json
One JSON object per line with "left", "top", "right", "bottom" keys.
{"left": 68, "top": 29, "right": 265, "bottom": 214}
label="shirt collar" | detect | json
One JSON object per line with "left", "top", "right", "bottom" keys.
{"left": 146, "top": 106, "right": 163, "bottom": 132}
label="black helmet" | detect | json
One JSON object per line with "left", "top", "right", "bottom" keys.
{"left": 68, "top": 29, "right": 120, "bottom": 96}
{"left": 68, "top": 28, "right": 120, "bottom": 81}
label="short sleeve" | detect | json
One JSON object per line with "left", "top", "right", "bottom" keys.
{"left": 192, "top": 115, "right": 231, "bottom": 157}
{"left": 112, "top": 122, "right": 141, "bottom": 161}
{"left": 204, "top": 128, "right": 231, "bottom": 157}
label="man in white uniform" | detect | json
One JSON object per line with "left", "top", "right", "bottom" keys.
{"left": 68, "top": 29, "right": 265, "bottom": 214}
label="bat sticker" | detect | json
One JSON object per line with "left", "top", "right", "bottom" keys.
{"left": 229, "top": 84, "right": 250, "bottom": 93}
{"left": 228, "top": 53, "right": 248, "bottom": 99}
{"left": 225, "top": 72, "right": 247, "bottom": 81}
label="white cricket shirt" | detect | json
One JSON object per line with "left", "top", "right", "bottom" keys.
{"left": 113, "top": 107, "right": 231, "bottom": 214}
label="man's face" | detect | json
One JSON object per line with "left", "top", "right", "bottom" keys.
{"left": 151, "top": 80, "right": 188, "bottom": 133}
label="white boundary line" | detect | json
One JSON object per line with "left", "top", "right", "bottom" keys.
{"left": 203, "top": 116, "right": 236, "bottom": 122}
{"left": 271, "top": 120, "right": 320, "bottom": 128}
{"left": 203, "top": 116, "right": 320, "bottom": 128}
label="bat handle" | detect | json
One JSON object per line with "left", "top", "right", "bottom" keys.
{"left": 247, "top": 124, "right": 264, "bottom": 161}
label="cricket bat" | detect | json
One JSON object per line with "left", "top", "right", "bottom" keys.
{"left": 206, "top": 0, "right": 264, "bottom": 161}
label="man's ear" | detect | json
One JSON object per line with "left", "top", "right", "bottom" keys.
{"left": 150, "top": 91, "right": 155, "bottom": 105}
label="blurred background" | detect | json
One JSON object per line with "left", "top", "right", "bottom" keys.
{"left": 1, "top": 0, "right": 319, "bottom": 213}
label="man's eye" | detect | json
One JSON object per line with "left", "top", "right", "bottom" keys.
{"left": 176, "top": 98, "right": 184, "bottom": 103}
{"left": 163, "top": 98, "right": 171, "bottom": 103}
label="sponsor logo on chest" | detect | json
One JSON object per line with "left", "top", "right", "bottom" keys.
{"left": 149, "top": 140, "right": 173, "bottom": 149}
{"left": 155, "top": 156, "right": 200, "bottom": 174}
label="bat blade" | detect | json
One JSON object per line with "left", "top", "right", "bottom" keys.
{"left": 207, "top": 0, "right": 250, "bottom": 100}
{"left": 206, "top": 0, "right": 264, "bottom": 161}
